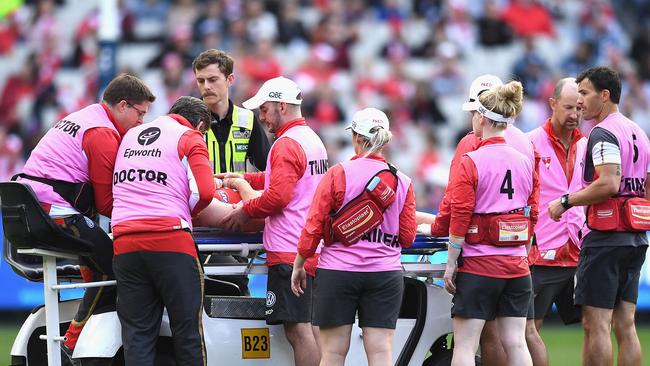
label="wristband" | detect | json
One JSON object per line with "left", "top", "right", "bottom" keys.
{"left": 448, "top": 241, "right": 463, "bottom": 250}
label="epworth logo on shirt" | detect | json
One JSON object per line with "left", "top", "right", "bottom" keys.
{"left": 138, "top": 127, "right": 161, "bottom": 146}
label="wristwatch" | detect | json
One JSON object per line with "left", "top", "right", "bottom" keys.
{"left": 560, "top": 194, "right": 572, "bottom": 210}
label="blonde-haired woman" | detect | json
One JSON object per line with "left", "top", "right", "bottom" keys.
{"left": 446, "top": 81, "right": 537, "bottom": 366}
{"left": 291, "top": 108, "right": 417, "bottom": 366}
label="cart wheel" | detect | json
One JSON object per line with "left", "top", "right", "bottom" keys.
{"left": 75, "top": 343, "right": 175, "bottom": 366}
{"left": 75, "top": 338, "right": 176, "bottom": 366}
{"left": 77, "top": 347, "right": 124, "bottom": 366}
{"left": 78, "top": 357, "right": 121, "bottom": 366}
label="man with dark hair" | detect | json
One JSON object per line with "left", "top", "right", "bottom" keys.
{"left": 193, "top": 49, "right": 272, "bottom": 295}
{"left": 102, "top": 74, "right": 158, "bottom": 107}
{"left": 111, "top": 96, "right": 215, "bottom": 365}
{"left": 192, "top": 49, "right": 271, "bottom": 174}
{"left": 525, "top": 78, "right": 586, "bottom": 366}
{"left": 16, "top": 73, "right": 156, "bottom": 361}
{"left": 222, "top": 76, "right": 327, "bottom": 366}
{"left": 169, "top": 96, "right": 212, "bottom": 132}
{"left": 549, "top": 66, "right": 650, "bottom": 366}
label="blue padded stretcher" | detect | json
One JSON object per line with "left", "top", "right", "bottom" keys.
{"left": 193, "top": 228, "right": 447, "bottom": 254}
{"left": 192, "top": 229, "right": 449, "bottom": 277}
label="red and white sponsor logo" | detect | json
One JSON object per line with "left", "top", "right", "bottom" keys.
{"left": 499, "top": 221, "right": 529, "bottom": 242}
{"left": 337, "top": 204, "right": 374, "bottom": 234}
{"left": 378, "top": 187, "right": 392, "bottom": 202}
{"left": 467, "top": 225, "right": 479, "bottom": 234}
{"left": 500, "top": 222, "right": 528, "bottom": 232}
{"left": 596, "top": 209, "right": 614, "bottom": 218}
{"left": 631, "top": 205, "right": 650, "bottom": 221}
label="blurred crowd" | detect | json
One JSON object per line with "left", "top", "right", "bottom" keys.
{"left": 0, "top": 0, "right": 649, "bottom": 210}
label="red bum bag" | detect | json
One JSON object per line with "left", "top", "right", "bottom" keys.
{"left": 325, "top": 166, "right": 398, "bottom": 246}
{"left": 465, "top": 211, "right": 531, "bottom": 247}
{"left": 587, "top": 196, "right": 650, "bottom": 232}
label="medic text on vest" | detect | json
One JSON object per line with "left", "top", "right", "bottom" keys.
{"left": 113, "top": 169, "right": 168, "bottom": 186}
{"left": 621, "top": 176, "right": 646, "bottom": 194}
{"left": 53, "top": 120, "right": 81, "bottom": 138}
{"left": 361, "top": 228, "right": 400, "bottom": 248}
{"left": 308, "top": 159, "right": 328, "bottom": 175}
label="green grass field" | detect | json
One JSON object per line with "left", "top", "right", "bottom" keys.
{"left": 541, "top": 324, "right": 650, "bottom": 365}
{"left": 1, "top": 324, "right": 18, "bottom": 364}
{"left": 1, "top": 323, "right": 648, "bottom": 365}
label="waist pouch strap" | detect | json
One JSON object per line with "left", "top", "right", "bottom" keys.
{"left": 326, "top": 165, "right": 398, "bottom": 246}
{"left": 12, "top": 173, "right": 97, "bottom": 218}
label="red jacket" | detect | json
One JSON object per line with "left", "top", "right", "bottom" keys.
{"left": 80, "top": 103, "right": 128, "bottom": 217}
{"left": 432, "top": 132, "right": 541, "bottom": 237}
{"left": 297, "top": 154, "right": 417, "bottom": 259}
{"left": 449, "top": 137, "right": 538, "bottom": 278}
{"left": 431, "top": 133, "right": 480, "bottom": 236}
{"left": 242, "top": 118, "right": 320, "bottom": 275}
{"left": 113, "top": 114, "right": 214, "bottom": 257}
{"left": 528, "top": 119, "right": 582, "bottom": 266}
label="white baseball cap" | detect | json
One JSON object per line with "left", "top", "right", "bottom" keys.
{"left": 242, "top": 76, "right": 302, "bottom": 109}
{"left": 462, "top": 74, "right": 503, "bottom": 111}
{"left": 346, "top": 108, "right": 389, "bottom": 138}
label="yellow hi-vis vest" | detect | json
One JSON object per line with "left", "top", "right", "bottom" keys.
{"left": 205, "top": 106, "right": 254, "bottom": 174}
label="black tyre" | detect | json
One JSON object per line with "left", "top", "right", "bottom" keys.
{"left": 78, "top": 357, "right": 121, "bottom": 366}
{"left": 77, "top": 338, "right": 175, "bottom": 366}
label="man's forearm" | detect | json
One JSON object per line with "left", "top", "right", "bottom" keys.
{"left": 231, "top": 178, "right": 261, "bottom": 201}
{"left": 568, "top": 176, "right": 619, "bottom": 206}
{"left": 244, "top": 172, "right": 265, "bottom": 190}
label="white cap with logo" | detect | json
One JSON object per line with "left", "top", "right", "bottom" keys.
{"left": 346, "top": 108, "right": 390, "bottom": 138}
{"left": 242, "top": 76, "right": 303, "bottom": 110}
{"left": 462, "top": 74, "right": 503, "bottom": 111}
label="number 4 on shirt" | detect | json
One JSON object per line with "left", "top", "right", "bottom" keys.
{"left": 500, "top": 170, "right": 514, "bottom": 199}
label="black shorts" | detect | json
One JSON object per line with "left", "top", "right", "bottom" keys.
{"left": 527, "top": 266, "right": 581, "bottom": 324}
{"left": 266, "top": 264, "right": 313, "bottom": 325}
{"left": 312, "top": 269, "right": 403, "bottom": 329}
{"left": 62, "top": 214, "right": 114, "bottom": 277}
{"left": 452, "top": 272, "right": 532, "bottom": 321}
{"left": 575, "top": 246, "right": 647, "bottom": 309}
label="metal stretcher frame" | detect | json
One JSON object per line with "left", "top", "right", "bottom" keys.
{"left": 193, "top": 229, "right": 449, "bottom": 278}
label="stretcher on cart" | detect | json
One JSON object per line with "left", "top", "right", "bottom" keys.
{"left": 2, "top": 182, "right": 457, "bottom": 366}
{"left": 193, "top": 228, "right": 448, "bottom": 278}
{"left": 5, "top": 229, "right": 448, "bottom": 282}
{"left": 6, "top": 232, "right": 455, "bottom": 366}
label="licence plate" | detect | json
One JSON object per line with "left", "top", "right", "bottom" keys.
{"left": 241, "top": 328, "right": 270, "bottom": 359}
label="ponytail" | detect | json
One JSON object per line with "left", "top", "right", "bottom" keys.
{"left": 358, "top": 127, "right": 392, "bottom": 157}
